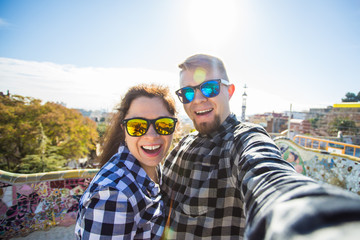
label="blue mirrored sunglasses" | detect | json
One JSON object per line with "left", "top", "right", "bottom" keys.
{"left": 175, "top": 79, "right": 230, "bottom": 104}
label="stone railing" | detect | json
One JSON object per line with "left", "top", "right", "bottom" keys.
{"left": 0, "top": 169, "right": 98, "bottom": 239}
{"left": 274, "top": 137, "right": 360, "bottom": 195}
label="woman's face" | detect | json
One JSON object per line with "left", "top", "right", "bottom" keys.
{"left": 124, "top": 96, "right": 175, "bottom": 173}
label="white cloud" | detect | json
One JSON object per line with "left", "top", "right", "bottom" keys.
{"left": 0, "top": 57, "right": 328, "bottom": 117}
{"left": 0, "top": 58, "right": 179, "bottom": 111}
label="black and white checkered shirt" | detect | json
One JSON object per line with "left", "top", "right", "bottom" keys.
{"left": 161, "top": 114, "right": 296, "bottom": 239}
{"left": 162, "top": 114, "right": 360, "bottom": 239}
{"left": 75, "top": 146, "right": 164, "bottom": 239}
{"left": 161, "top": 114, "right": 283, "bottom": 239}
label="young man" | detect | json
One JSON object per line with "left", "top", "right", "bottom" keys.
{"left": 161, "top": 54, "right": 360, "bottom": 239}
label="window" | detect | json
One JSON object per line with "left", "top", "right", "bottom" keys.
{"left": 300, "top": 138, "right": 305, "bottom": 146}
{"left": 345, "top": 146, "right": 354, "bottom": 156}
{"left": 313, "top": 140, "right": 319, "bottom": 149}
{"left": 355, "top": 148, "right": 360, "bottom": 158}
{"left": 306, "top": 139, "right": 312, "bottom": 148}
{"left": 320, "top": 141, "right": 327, "bottom": 150}
{"left": 328, "top": 142, "right": 344, "bottom": 149}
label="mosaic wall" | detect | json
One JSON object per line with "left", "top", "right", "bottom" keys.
{"left": 0, "top": 169, "right": 98, "bottom": 239}
{"left": 275, "top": 137, "right": 360, "bottom": 195}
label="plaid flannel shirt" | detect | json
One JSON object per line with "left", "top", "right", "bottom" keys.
{"left": 75, "top": 146, "right": 164, "bottom": 240}
{"left": 161, "top": 114, "right": 360, "bottom": 239}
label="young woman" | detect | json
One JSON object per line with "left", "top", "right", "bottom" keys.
{"left": 75, "top": 84, "right": 177, "bottom": 239}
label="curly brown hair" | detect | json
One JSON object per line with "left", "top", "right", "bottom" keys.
{"left": 98, "top": 84, "right": 176, "bottom": 167}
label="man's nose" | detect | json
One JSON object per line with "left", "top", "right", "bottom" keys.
{"left": 192, "top": 89, "right": 207, "bottom": 103}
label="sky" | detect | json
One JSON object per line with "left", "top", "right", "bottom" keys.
{"left": 0, "top": 0, "right": 359, "bottom": 118}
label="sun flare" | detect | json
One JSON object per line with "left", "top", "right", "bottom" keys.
{"left": 185, "top": 0, "right": 242, "bottom": 48}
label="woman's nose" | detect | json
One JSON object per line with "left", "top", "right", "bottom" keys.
{"left": 144, "top": 124, "right": 159, "bottom": 137}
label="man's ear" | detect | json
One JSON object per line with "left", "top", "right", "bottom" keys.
{"left": 228, "top": 84, "right": 235, "bottom": 99}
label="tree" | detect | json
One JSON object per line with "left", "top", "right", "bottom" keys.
{"left": 342, "top": 92, "right": 360, "bottom": 102}
{"left": 97, "top": 122, "right": 107, "bottom": 142}
{"left": 16, "top": 146, "right": 68, "bottom": 173}
{"left": 309, "top": 117, "right": 319, "bottom": 129}
{"left": 39, "top": 102, "right": 98, "bottom": 160}
{"left": 329, "top": 117, "right": 358, "bottom": 136}
{"left": 0, "top": 94, "right": 98, "bottom": 173}
{"left": 0, "top": 95, "right": 42, "bottom": 170}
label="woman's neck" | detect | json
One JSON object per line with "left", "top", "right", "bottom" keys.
{"left": 142, "top": 165, "right": 159, "bottom": 184}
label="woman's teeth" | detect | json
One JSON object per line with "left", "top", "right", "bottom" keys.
{"left": 142, "top": 145, "right": 161, "bottom": 154}
{"left": 142, "top": 145, "right": 161, "bottom": 151}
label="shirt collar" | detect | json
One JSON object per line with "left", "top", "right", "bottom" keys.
{"left": 118, "top": 145, "right": 161, "bottom": 197}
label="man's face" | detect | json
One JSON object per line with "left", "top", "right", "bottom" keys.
{"left": 180, "top": 68, "right": 233, "bottom": 135}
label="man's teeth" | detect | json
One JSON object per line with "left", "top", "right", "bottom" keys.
{"left": 196, "top": 109, "right": 212, "bottom": 115}
{"left": 142, "top": 145, "right": 161, "bottom": 150}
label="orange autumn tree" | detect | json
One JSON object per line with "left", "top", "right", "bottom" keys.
{"left": 0, "top": 94, "right": 98, "bottom": 173}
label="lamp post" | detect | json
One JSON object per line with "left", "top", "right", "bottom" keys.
{"left": 287, "top": 104, "right": 292, "bottom": 139}
{"left": 241, "top": 84, "right": 247, "bottom": 122}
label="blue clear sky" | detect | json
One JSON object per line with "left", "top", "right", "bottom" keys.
{"left": 0, "top": 0, "right": 359, "bottom": 116}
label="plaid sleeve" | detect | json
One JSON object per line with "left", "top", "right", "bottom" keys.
{"left": 76, "top": 186, "right": 136, "bottom": 239}
{"left": 236, "top": 125, "right": 360, "bottom": 239}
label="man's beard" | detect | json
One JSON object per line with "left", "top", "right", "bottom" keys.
{"left": 194, "top": 115, "right": 221, "bottom": 135}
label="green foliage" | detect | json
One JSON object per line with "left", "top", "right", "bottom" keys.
{"left": 16, "top": 146, "right": 69, "bottom": 173}
{"left": 0, "top": 94, "right": 99, "bottom": 173}
{"left": 97, "top": 122, "right": 107, "bottom": 142}
{"left": 309, "top": 117, "right": 319, "bottom": 129}
{"left": 342, "top": 91, "right": 360, "bottom": 102}
{"left": 329, "top": 117, "right": 358, "bottom": 135}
